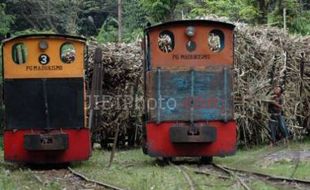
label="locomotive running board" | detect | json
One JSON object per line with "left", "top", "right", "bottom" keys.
{"left": 24, "top": 134, "right": 68, "bottom": 151}
{"left": 169, "top": 126, "right": 216, "bottom": 143}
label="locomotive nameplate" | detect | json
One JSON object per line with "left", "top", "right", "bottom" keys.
{"left": 172, "top": 54, "right": 210, "bottom": 60}
{"left": 26, "top": 65, "right": 63, "bottom": 71}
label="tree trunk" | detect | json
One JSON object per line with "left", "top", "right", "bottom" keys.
{"left": 257, "top": 0, "right": 268, "bottom": 24}
{"left": 118, "top": 0, "right": 122, "bottom": 42}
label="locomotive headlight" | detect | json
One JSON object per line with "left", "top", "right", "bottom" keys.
{"left": 185, "top": 26, "right": 195, "bottom": 38}
{"left": 39, "top": 40, "right": 48, "bottom": 51}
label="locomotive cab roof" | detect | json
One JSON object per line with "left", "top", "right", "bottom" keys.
{"left": 145, "top": 19, "right": 235, "bottom": 32}
{"left": 2, "top": 33, "right": 86, "bottom": 44}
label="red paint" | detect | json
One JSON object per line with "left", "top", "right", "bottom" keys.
{"left": 3, "top": 128, "right": 91, "bottom": 163}
{"left": 146, "top": 121, "right": 236, "bottom": 157}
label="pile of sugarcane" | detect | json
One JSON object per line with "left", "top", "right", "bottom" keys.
{"left": 86, "top": 41, "right": 144, "bottom": 147}
{"left": 234, "top": 26, "right": 310, "bottom": 145}
{"left": 86, "top": 25, "right": 310, "bottom": 147}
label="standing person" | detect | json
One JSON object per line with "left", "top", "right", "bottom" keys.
{"left": 268, "top": 85, "right": 289, "bottom": 145}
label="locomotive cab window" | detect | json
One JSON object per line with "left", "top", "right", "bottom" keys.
{"left": 158, "top": 30, "right": 174, "bottom": 53}
{"left": 208, "top": 30, "right": 225, "bottom": 52}
{"left": 12, "top": 43, "right": 27, "bottom": 64}
{"left": 61, "top": 43, "right": 76, "bottom": 64}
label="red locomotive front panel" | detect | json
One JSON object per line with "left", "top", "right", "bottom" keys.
{"left": 143, "top": 20, "right": 236, "bottom": 158}
{"left": 4, "top": 129, "right": 91, "bottom": 163}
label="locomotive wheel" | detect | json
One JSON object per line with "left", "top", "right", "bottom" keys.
{"left": 127, "top": 122, "right": 136, "bottom": 147}
{"left": 100, "top": 131, "right": 109, "bottom": 149}
{"left": 117, "top": 134, "right": 126, "bottom": 148}
{"left": 141, "top": 138, "right": 148, "bottom": 154}
{"left": 128, "top": 131, "right": 135, "bottom": 147}
{"left": 91, "top": 141, "right": 95, "bottom": 150}
{"left": 200, "top": 156, "right": 213, "bottom": 164}
{"left": 162, "top": 157, "right": 173, "bottom": 163}
{"left": 142, "top": 144, "right": 148, "bottom": 154}
{"left": 100, "top": 139, "right": 108, "bottom": 150}
{"left": 155, "top": 157, "right": 173, "bottom": 165}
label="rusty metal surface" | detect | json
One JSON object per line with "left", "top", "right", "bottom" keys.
{"left": 169, "top": 125, "right": 217, "bottom": 143}
{"left": 146, "top": 68, "right": 234, "bottom": 122}
{"left": 24, "top": 134, "right": 68, "bottom": 151}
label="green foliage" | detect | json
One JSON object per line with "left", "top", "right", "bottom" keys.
{"left": 96, "top": 0, "right": 148, "bottom": 42}
{"left": 140, "top": 0, "right": 173, "bottom": 22}
{"left": 190, "top": 0, "right": 259, "bottom": 23}
{"left": 3, "top": 0, "right": 81, "bottom": 34}
{"left": 0, "top": 3, "right": 14, "bottom": 35}
{"left": 1, "top": 0, "right": 310, "bottom": 41}
{"left": 78, "top": 0, "right": 116, "bottom": 36}
{"left": 96, "top": 17, "right": 118, "bottom": 43}
{"left": 13, "top": 29, "right": 55, "bottom": 36}
{"left": 290, "top": 11, "right": 310, "bottom": 35}
{"left": 140, "top": 0, "right": 191, "bottom": 22}
{"left": 123, "top": 28, "right": 144, "bottom": 43}
{"left": 122, "top": 0, "right": 148, "bottom": 42}
{"left": 268, "top": 0, "right": 310, "bottom": 35}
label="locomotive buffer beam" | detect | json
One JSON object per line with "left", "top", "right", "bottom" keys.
{"left": 170, "top": 125, "right": 216, "bottom": 143}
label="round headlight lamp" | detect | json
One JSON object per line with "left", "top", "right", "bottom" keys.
{"left": 39, "top": 40, "right": 48, "bottom": 51}
{"left": 185, "top": 26, "right": 195, "bottom": 37}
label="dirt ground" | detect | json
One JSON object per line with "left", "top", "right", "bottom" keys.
{"left": 30, "top": 167, "right": 103, "bottom": 190}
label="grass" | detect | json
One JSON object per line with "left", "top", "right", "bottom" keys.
{"left": 73, "top": 150, "right": 189, "bottom": 190}
{"left": 0, "top": 167, "right": 61, "bottom": 190}
{"left": 0, "top": 138, "right": 309, "bottom": 190}
{"left": 216, "top": 138, "right": 310, "bottom": 180}
{"left": 72, "top": 150, "right": 236, "bottom": 190}
{"left": 0, "top": 151, "right": 53, "bottom": 190}
{"left": 72, "top": 139, "right": 310, "bottom": 190}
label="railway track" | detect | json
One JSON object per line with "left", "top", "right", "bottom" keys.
{"left": 29, "top": 166, "right": 126, "bottom": 190}
{"left": 68, "top": 167, "right": 126, "bottom": 190}
{"left": 171, "top": 163, "right": 196, "bottom": 190}
{"left": 163, "top": 156, "right": 310, "bottom": 190}
{"left": 181, "top": 162, "right": 310, "bottom": 190}
{"left": 4, "top": 154, "right": 309, "bottom": 190}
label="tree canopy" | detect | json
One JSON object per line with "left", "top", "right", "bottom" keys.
{"left": 1, "top": 0, "right": 310, "bottom": 41}
{"left": 0, "top": 3, "right": 13, "bottom": 36}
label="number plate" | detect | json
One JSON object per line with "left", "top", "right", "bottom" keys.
{"left": 24, "top": 134, "right": 68, "bottom": 150}
{"left": 170, "top": 126, "right": 216, "bottom": 143}
{"left": 39, "top": 54, "right": 50, "bottom": 65}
